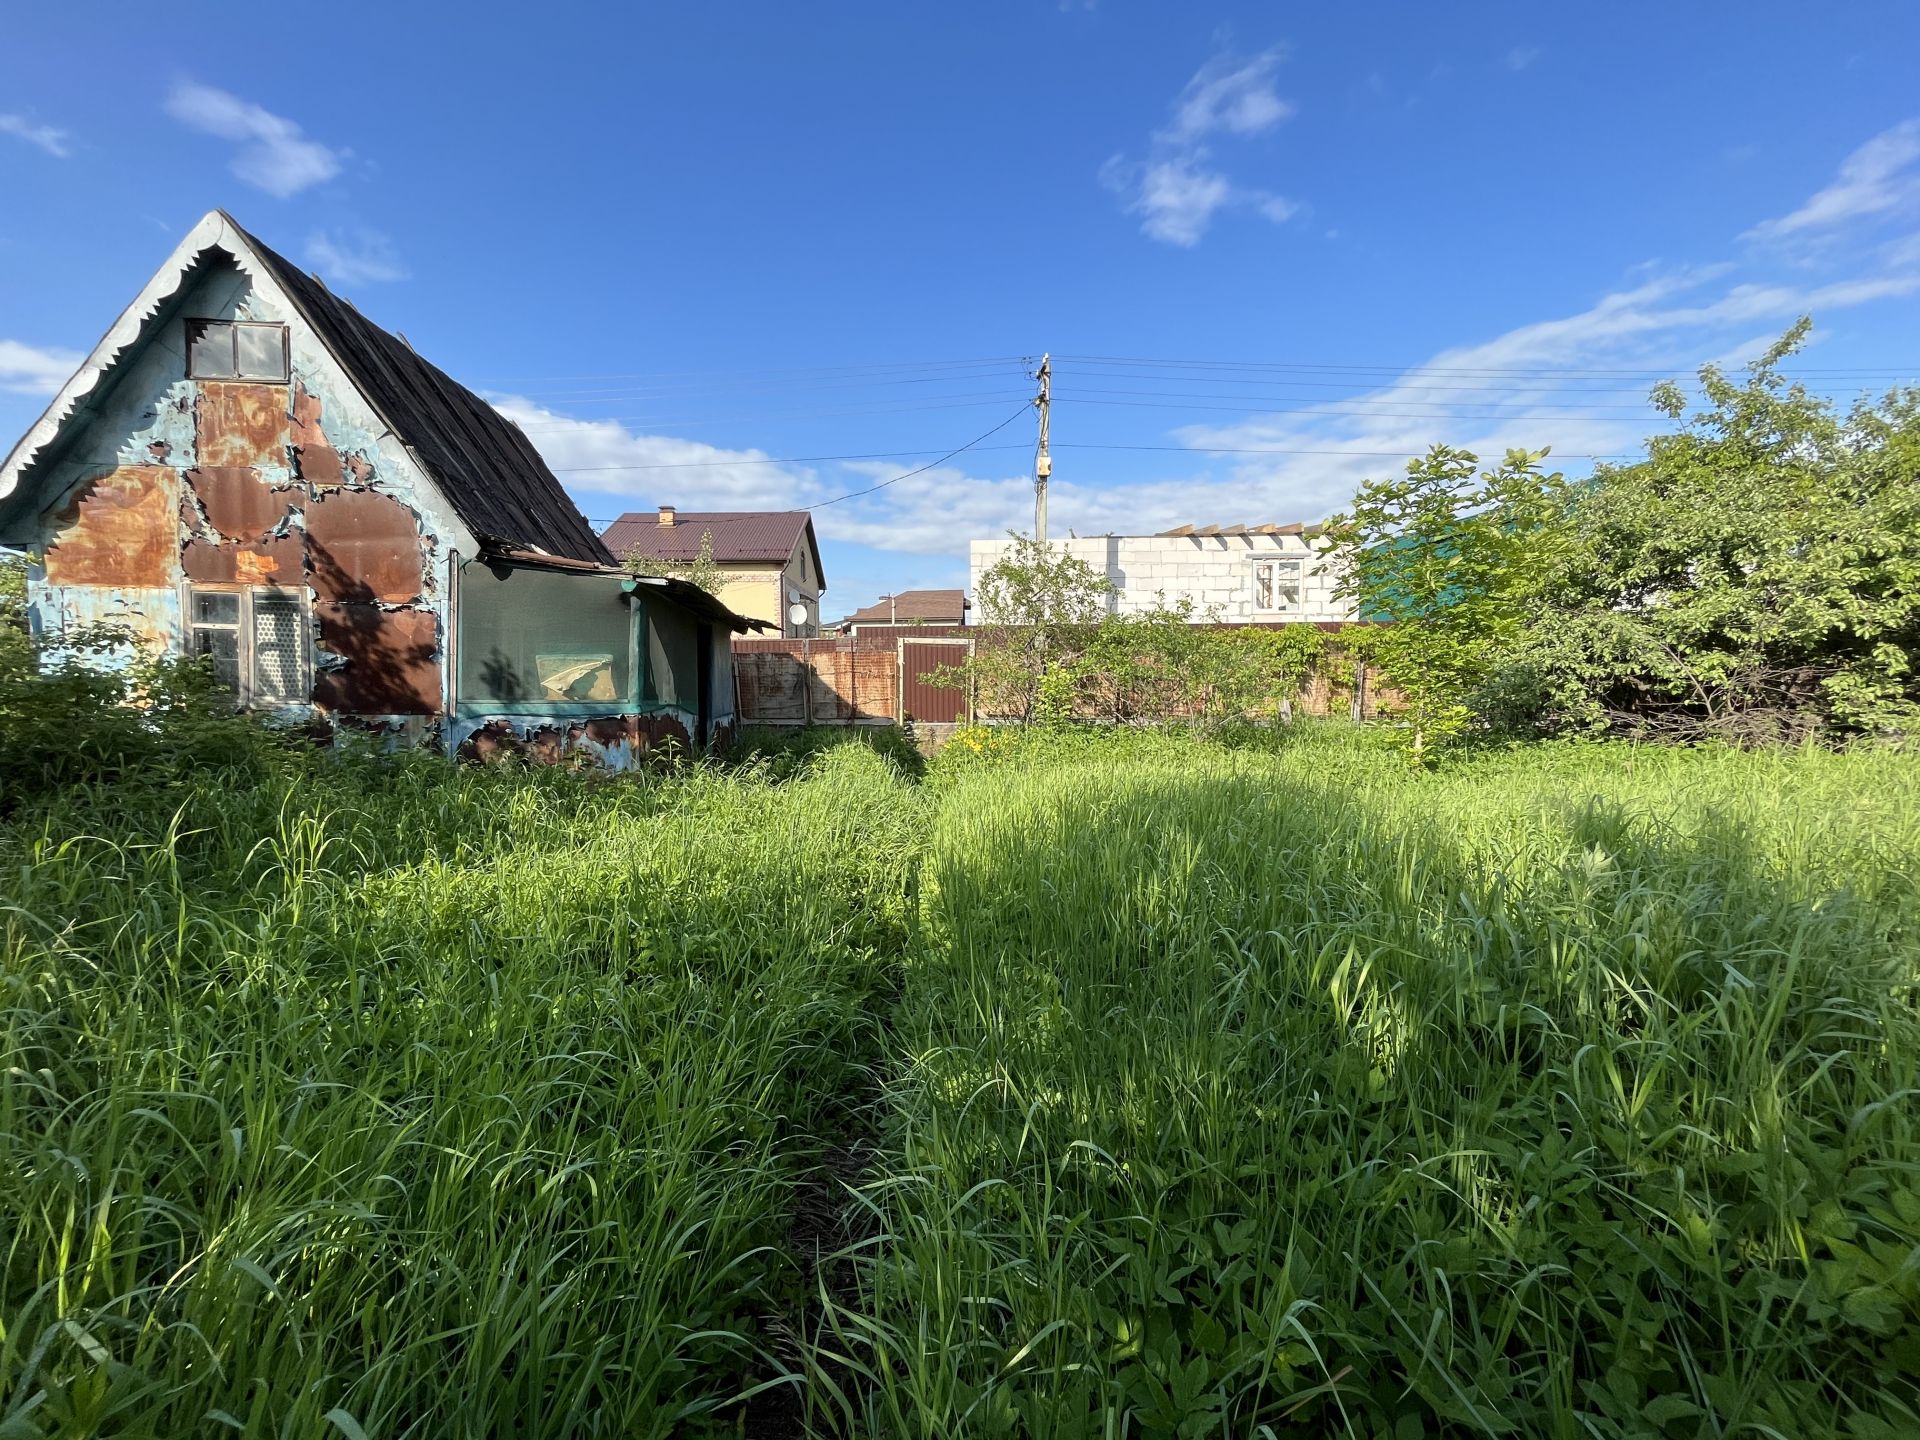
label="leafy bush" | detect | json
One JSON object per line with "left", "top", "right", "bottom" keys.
{"left": 0, "top": 621, "right": 280, "bottom": 812}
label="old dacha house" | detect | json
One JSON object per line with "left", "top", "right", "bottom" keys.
{"left": 0, "top": 210, "right": 757, "bottom": 766}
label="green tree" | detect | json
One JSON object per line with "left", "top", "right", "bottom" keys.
{"left": 1521, "top": 319, "right": 1920, "bottom": 741}
{"left": 1324, "top": 445, "right": 1566, "bottom": 762}
{"left": 622, "top": 528, "right": 727, "bottom": 597}
{"left": 939, "top": 534, "right": 1112, "bottom": 724}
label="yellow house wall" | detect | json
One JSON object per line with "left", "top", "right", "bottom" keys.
{"left": 711, "top": 566, "right": 784, "bottom": 629}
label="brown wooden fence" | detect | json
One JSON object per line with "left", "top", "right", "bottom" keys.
{"left": 732, "top": 624, "right": 1385, "bottom": 728}
{"left": 734, "top": 636, "right": 951, "bottom": 725}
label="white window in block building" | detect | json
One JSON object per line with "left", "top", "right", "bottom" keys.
{"left": 188, "top": 586, "right": 310, "bottom": 708}
{"left": 1250, "top": 557, "right": 1304, "bottom": 613}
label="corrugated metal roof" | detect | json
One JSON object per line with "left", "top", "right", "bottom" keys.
{"left": 601, "top": 510, "right": 820, "bottom": 573}
{"left": 838, "top": 588, "right": 969, "bottom": 626}
{"left": 483, "top": 545, "right": 768, "bottom": 632}
{"left": 227, "top": 215, "right": 612, "bottom": 567}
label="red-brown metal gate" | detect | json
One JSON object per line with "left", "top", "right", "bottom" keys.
{"left": 898, "top": 637, "right": 970, "bottom": 723}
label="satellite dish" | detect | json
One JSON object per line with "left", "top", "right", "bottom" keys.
{"left": 787, "top": 586, "right": 806, "bottom": 604}
{"left": 787, "top": 601, "right": 811, "bottom": 627}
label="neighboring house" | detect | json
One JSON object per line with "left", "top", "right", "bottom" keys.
{"left": 0, "top": 209, "right": 756, "bottom": 767}
{"left": 834, "top": 587, "right": 969, "bottom": 635}
{"left": 601, "top": 507, "right": 825, "bottom": 637}
{"left": 968, "top": 523, "right": 1353, "bottom": 624}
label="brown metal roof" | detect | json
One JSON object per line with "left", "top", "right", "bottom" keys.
{"left": 837, "top": 588, "right": 969, "bottom": 627}
{"left": 601, "top": 510, "right": 821, "bottom": 575}
{"left": 226, "top": 215, "right": 612, "bottom": 567}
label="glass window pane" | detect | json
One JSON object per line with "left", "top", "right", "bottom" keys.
{"left": 252, "top": 593, "right": 305, "bottom": 703}
{"left": 458, "top": 566, "right": 632, "bottom": 707}
{"left": 188, "top": 320, "right": 236, "bottom": 379}
{"left": 195, "top": 628, "right": 241, "bottom": 694}
{"left": 193, "top": 590, "right": 241, "bottom": 626}
{"left": 234, "top": 323, "right": 288, "bottom": 382}
{"left": 1253, "top": 563, "right": 1272, "bottom": 610}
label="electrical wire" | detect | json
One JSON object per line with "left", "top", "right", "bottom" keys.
{"left": 810, "top": 405, "right": 1034, "bottom": 509}
{"left": 1053, "top": 352, "right": 1920, "bottom": 378}
{"left": 550, "top": 442, "right": 1030, "bottom": 474}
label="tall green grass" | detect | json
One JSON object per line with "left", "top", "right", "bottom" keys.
{"left": 0, "top": 746, "right": 925, "bottom": 1437}
{"left": 820, "top": 733, "right": 1920, "bottom": 1437}
{"left": 5, "top": 724, "right": 1917, "bottom": 1437}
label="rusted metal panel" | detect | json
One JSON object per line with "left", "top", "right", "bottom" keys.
{"left": 196, "top": 382, "right": 290, "bottom": 468}
{"left": 43, "top": 466, "right": 179, "bottom": 587}
{"left": 184, "top": 466, "right": 299, "bottom": 541}
{"left": 306, "top": 489, "right": 426, "bottom": 603}
{"left": 454, "top": 711, "right": 694, "bottom": 768}
{"left": 181, "top": 532, "right": 305, "bottom": 585}
{"left": 289, "top": 379, "right": 348, "bottom": 487}
{"left": 312, "top": 603, "right": 440, "bottom": 714}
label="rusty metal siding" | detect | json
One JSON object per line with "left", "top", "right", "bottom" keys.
{"left": 43, "top": 466, "right": 180, "bottom": 587}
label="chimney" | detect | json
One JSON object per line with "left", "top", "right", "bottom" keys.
{"left": 657, "top": 505, "right": 676, "bottom": 526}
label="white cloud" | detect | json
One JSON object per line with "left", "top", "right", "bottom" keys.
{"left": 0, "top": 339, "right": 84, "bottom": 396}
{"left": 490, "top": 397, "right": 817, "bottom": 515}
{"left": 0, "top": 113, "right": 72, "bottom": 158}
{"left": 1163, "top": 47, "right": 1294, "bottom": 145}
{"left": 1746, "top": 118, "right": 1920, "bottom": 241}
{"left": 164, "top": 82, "right": 345, "bottom": 197}
{"left": 305, "top": 229, "right": 409, "bottom": 285}
{"left": 1105, "top": 45, "right": 1300, "bottom": 246}
{"left": 1504, "top": 46, "right": 1542, "bottom": 72}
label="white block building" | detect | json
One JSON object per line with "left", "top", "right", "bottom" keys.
{"left": 968, "top": 523, "right": 1354, "bottom": 624}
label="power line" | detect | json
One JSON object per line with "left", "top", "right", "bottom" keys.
{"left": 1056, "top": 441, "right": 1641, "bottom": 459}
{"left": 551, "top": 441, "right": 1031, "bottom": 474}
{"left": 471, "top": 355, "right": 1032, "bottom": 385}
{"left": 811, "top": 405, "right": 1035, "bottom": 509}
{"left": 1054, "top": 352, "right": 1920, "bottom": 378}
{"left": 515, "top": 392, "right": 1028, "bottom": 433}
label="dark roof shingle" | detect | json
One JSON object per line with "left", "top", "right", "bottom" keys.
{"left": 229, "top": 215, "right": 610, "bottom": 566}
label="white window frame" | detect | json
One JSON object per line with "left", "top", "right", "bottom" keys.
{"left": 185, "top": 584, "right": 312, "bottom": 709}
{"left": 1249, "top": 555, "right": 1305, "bottom": 614}
{"left": 186, "top": 319, "right": 290, "bottom": 383}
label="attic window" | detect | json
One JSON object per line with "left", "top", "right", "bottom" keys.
{"left": 187, "top": 320, "right": 289, "bottom": 383}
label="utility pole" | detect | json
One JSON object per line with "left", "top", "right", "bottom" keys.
{"left": 1033, "top": 353, "right": 1052, "bottom": 545}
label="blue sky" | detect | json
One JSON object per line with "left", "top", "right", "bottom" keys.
{"left": 3, "top": 3, "right": 1919, "bottom": 616}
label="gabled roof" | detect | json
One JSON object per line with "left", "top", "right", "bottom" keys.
{"left": 838, "top": 588, "right": 969, "bottom": 627}
{"left": 0, "top": 210, "right": 610, "bottom": 566}
{"left": 601, "top": 510, "right": 822, "bottom": 581}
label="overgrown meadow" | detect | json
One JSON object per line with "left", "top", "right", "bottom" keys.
{"left": 2, "top": 720, "right": 1917, "bottom": 1437}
